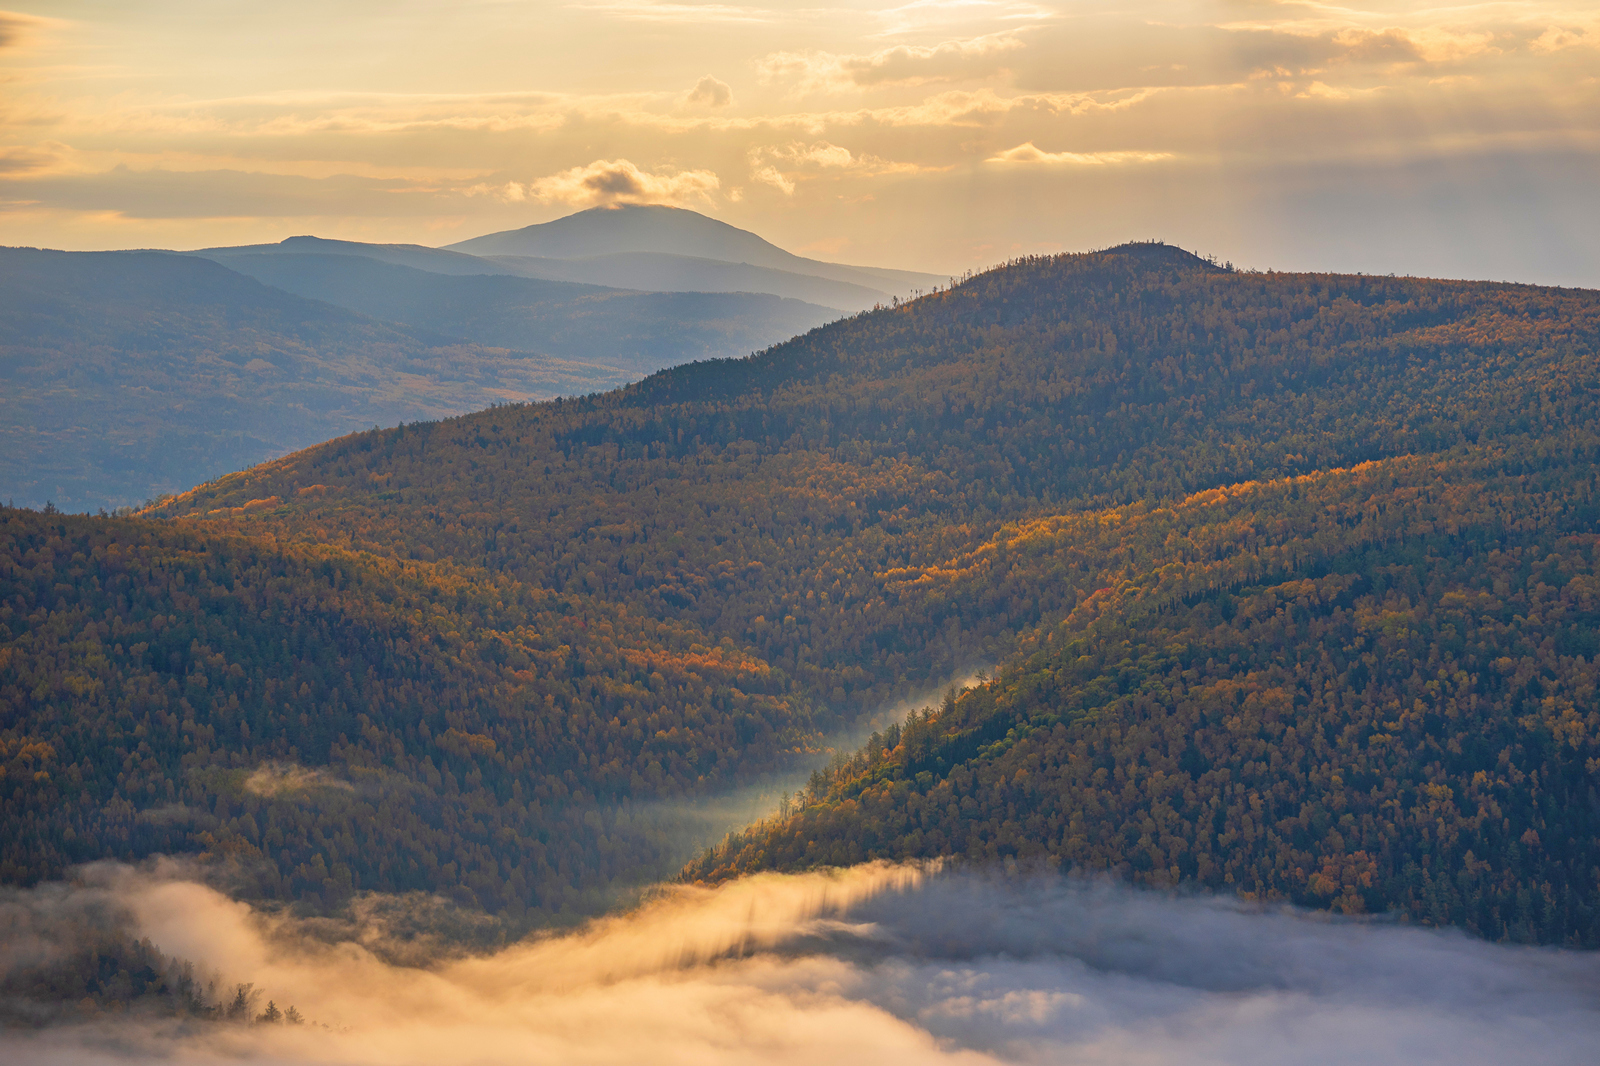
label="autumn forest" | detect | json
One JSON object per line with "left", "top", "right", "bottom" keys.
{"left": 5, "top": 240, "right": 1600, "bottom": 1007}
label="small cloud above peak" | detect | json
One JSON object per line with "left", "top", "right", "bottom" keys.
{"left": 687, "top": 75, "right": 732, "bottom": 108}
{"left": 490, "top": 158, "right": 722, "bottom": 209}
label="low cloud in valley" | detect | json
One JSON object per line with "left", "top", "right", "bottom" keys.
{"left": 3, "top": 863, "right": 1597, "bottom": 1066}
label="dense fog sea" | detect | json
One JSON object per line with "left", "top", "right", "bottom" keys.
{"left": 4, "top": 862, "right": 1597, "bottom": 1066}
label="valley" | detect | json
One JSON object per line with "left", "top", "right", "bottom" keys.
{"left": 5, "top": 241, "right": 1598, "bottom": 952}
{"left": 6, "top": 0, "right": 1597, "bottom": 1057}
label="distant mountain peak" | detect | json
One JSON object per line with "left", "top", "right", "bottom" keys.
{"left": 276, "top": 234, "right": 442, "bottom": 255}
{"left": 442, "top": 204, "right": 944, "bottom": 304}
{"left": 444, "top": 204, "right": 794, "bottom": 264}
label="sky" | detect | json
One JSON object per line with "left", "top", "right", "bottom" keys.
{"left": 0, "top": 1, "right": 1596, "bottom": 282}
{"left": 5, "top": 862, "right": 1600, "bottom": 1066}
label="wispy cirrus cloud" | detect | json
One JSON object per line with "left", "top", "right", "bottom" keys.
{"left": 0, "top": 144, "right": 59, "bottom": 174}
{"left": 0, "top": 9, "right": 49, "bottom": 49}
{"left": 986, "top": 140, "right": 1175, "bottom": 166}
{"left": 758, "top": 34, "right": 1024, "bottom": 94}
{"left": 575, "top": 0, "right": 789, "bottom": 24}
{"left": 874, "top": 0, "right": 1056, "bottom": 35}
{"left": 747, "top": 139, "right": 936, "bottom": 193}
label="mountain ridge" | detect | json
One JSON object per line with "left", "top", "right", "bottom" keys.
{"left": 478, "top": 251, "right": 897, "bottom": 310}
{"left": 445, "top": 203, "right": 943, "bottom": 294}
{"left": 0, "top": 247, "right": 621, "bottom": 511}
{"left": 5, "top": 202, "right": 927, "bottom": 510}
{"left": 7, "top": 242, "right": 1599, "bottom": 944}
{"left": 194, "top": 251, "right": 840, "bottom": 375}
{"left": 193, "top": 234, "right": 517, "bottom": 277}
{"left": 192, "top": 206, "right": 944, "bottom": 310}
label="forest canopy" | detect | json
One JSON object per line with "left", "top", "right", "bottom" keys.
{"left": 6, "top": 242, "right": 1600, "bottom": 943}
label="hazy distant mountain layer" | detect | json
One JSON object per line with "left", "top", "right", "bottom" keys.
{"left": 7, "top": 244, "right": 1600, "bottom": 942}
{"left": 200, "top": 252, "right": 840, "bottom": 374}
{"left": 478, "top": 252, "right": 895, "bottom": 311}
{"left": 0, "top": 248, "right": 624, "bottom": 511}
{"left": 447, "top": 203, "right": 941, "bottom": 296}
{"left": 3, "top": 204, "right": 920, "bottom": 509}
{"left": 192, "top": 234, "right": 509, "bottom": 277}
{"left": 195, "top": 236, "right": 897, "bottom": 311}
{"left": 196, "top": 206, "right": 943, "bottom": 310}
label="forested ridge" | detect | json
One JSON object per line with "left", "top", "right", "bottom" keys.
{"left": 686, "top": 447, "right": 1600, "bottom": 943}
{"left": 6, "top": 242, "right": 1600, "bottom": 942}
{"left": 0, "top": 509, "right": 806, "bottom": 922}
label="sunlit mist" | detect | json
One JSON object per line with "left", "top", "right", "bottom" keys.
{"left": 3, "top": 863, "right": 1599, "bottom": 1066}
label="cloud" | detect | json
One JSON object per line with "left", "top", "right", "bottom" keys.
{"left": 1331, "top": 28, "right": 1424, "bottom": 65}
{"left": 0, "top": 166, "right": 442, "bottom": 220}
{"left": 578, "top": 1, "right": 779, "bottom": 24}
{"left": 986, "top": 141, "right": 1175, "bottom": 166}
{"left": 874, "top": 0, "right": 1056, "bottom": 36}
{"left": 0, "top": 145, "right": 58, "bottom": 174}
{"left": 758, "top": 35, "right": 1023, "bottom": 94}
{"left": 0, "top": 10, "right": 48, "bottom": 50}
{"left": 1530, "top": 26, "right": 1591, "bottom": 54}
{"left": 242, "top": 762, "right": 355, "bottom": 798}
{"left": 1328, "top": 27, "right": 1499, "bottom": 66}
{"left": 497, "top": 158, "right": 722, "bottom": 207}
{"left": 748, "top": 141, "right": 932, "bottom": 194}
{"left": 760, "top": 141, "right": 857, "bottom": 168}
{"left": 1301, "top": 81, "right": 1350, "bottom": 100}
{"left": 3, "top": 863, "right": 1599, "bottom": 1066}
{"left": 687, "top": 75, "right": 732, "bottom": 108}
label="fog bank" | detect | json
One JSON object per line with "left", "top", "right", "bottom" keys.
{"left": 3, "top": 862, "right": 1597, "bottom": 1065}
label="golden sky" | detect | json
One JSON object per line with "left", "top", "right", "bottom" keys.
{"left": 1, "top": 1, "right": 1596, "bottom": 281}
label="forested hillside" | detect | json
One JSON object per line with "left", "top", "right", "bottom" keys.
{"left": 6, "top": 242, "right": 1600, "bottom": 941}
{"left": 685, "top": 448, "right": 1600, "bottom": 944}
{"left": 0, "top": 507, "right": 808, "bottom": 923}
